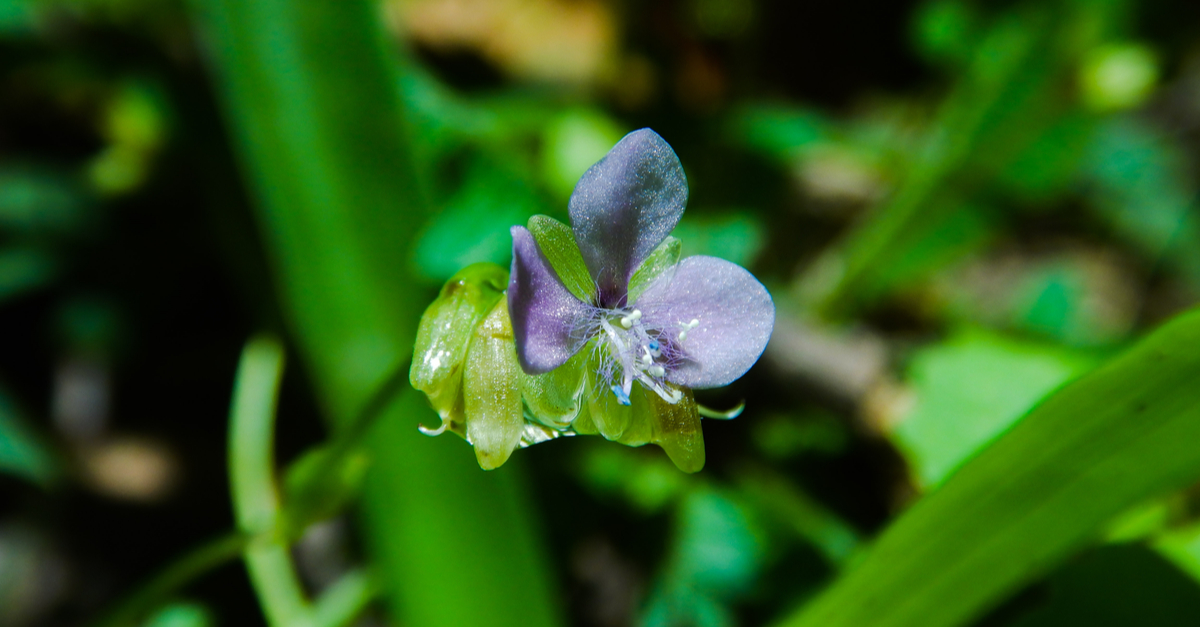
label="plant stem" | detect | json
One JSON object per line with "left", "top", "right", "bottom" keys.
{"left": 229, "top": 336, "right": 312, "bottom": 627}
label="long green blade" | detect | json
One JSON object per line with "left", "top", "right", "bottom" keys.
{"left": 190, "top": 1, "right": 559, "bottom": 626}
{"left": 780, "top": 308, "right": 1200, "bottom": 627}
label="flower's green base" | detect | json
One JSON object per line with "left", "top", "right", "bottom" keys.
{"left": 410, "top": 262, "right": 706, "bottom": 473}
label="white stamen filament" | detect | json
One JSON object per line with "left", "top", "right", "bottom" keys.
{"left": 637, "top": 372, "right": 684, "bottom": 404}
{"left": 597, "top": 309, "right": 694, "bottom": 406}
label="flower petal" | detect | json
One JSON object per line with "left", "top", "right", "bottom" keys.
{"left": 508, "top": 226, "right": 590, "bottom": 374}
{"left": 569, "top": 128, "right": 688, "bottom": 306}
{"left": 634, "top": 256, "right": 775, "bottom": 389}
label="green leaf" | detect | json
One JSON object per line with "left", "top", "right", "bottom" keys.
{"left": 413, "top": 156, "right": 545, "bottom": 283}
{"left": 779, "top": 308, "right": 1200, "bottom": 627}
{"left": 0, "top": 0, "right": 33, "bottom": 35}
{"left": 1008, "top": 544, "right": 1200, "bottom": 626}
{"left": 282, "top": 444, "right": 371, "bottom": 536}
{"left": 0, "top": 166, "right": 90, "bottom": 236}
{"left": 910, "top": 0, "right": 978, "bottom": 67}
{"left": 540, "top": 108, "right": 625, "bottom": 200}
{"left": 527, "top": 214, "right": 594, "bottom": 302}
{"left": 0, "top": 247, "right": 55, "bottom": 304}
{"left": 1083, "top": 117, "right": 1200, "bottom": 287}
{"left": 141, "top": 602, "right": 214, "bottom": 627}
{"left": 578, "top": 445, "right": 688, "bottom": 513}
{"left": 893, "top": 329, "right": 1096, "bottom": 487}
{"left": 0, "top": 389, "right": 56, "bottom": 484}
{"left": 643, "top": 488, "right": 764, "bottom": 627}
{"left": 628, "top": 236, "right": 681, "bottom": 303}
{"left": 729, "top": 104, "right": 828, "bottom": 161}
{"left": 191, "top": 0, "right": 561, "bottom": 625}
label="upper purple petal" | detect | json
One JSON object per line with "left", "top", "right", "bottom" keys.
{"left": 508, "top": 226, "right": 590, "bottom": 374}
{"left": 634, "top": 256, "right": 774, "bottom": 389}
{"left": 569, "top": 129, "right": 688, "bottom": 307}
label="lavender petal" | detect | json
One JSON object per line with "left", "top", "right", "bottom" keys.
{"left": 569, "top": 129, "right": 688, "bottom": 306}
{"left": 508, "top": 226, "right": 590, "bottom": 374}
{"left": 634, "top": 256, "right": 775, "bottom": 389}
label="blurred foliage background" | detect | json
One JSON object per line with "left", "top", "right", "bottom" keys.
{"left": 6, "top": 0, "right": 1200, "bottom": 626}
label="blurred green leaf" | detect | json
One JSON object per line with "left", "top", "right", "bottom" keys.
{"left": 282, "top": 445, "right": 371, "bottom": 537}
{"left": 0, "top": 0, "right": 33, "bottom": 34}
{"left": 735, "top": 466, "right": 860, "bottom": 567}
{"left": 644, "top": 488, "right": 765, "bottom": 627}
{"left": 1156, "top": 522, "right": 1200, "bottom": 585}
{"left": 802, "top": 6, "right": 1092, "bottom": 315}
{"left": 0, "top": 389, "right": 56, "bottom": 484}
{"left": 0, "top": 167, "right": 89, "bottom": 236}
{"left": 729, "top": 104, "right": 827, "bottom": 161}
{"left": 861, "top": 204, "right": 994, "bottom": 297}
{"left": 1009, "top": 544, "right": 1200, "bottom": 627}
{"left": 894, "top": 329, "right": 1096, "bottom": 488}
{"left": 1083, "top": 117, "right": 1200, "bottom": 285}
{"left": 190, "top": 0, "right": 560, "bottom": 625}
{"left": 141, "top": 603, "right": 213, "bottom": 627}
{"left": 911, "top": 0, "right": 978, "bottom": 67}
{"left": 673, "top": 212, "right": 766, "bottom": 268}
{"left": 413, "top": 156, "right": 544, "bottom": 283}
{"left": 780, "top": 308, "right": 1200, "bottom": 627}
{"left": 0, "top": 248, "right": 56, "bottom": 302}
{"left": 580, "top": 445, "right": 688, "bottom": 513}
{"left": 997, "top": 112, "right": 1095, "bottom": 203}
{"left": 540, "top": 108, "right": 625, "bottom": 200}
{"left": 751, "top": 411, "right": 848, "bottom": 461}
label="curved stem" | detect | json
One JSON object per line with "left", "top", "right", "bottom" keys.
{"left": 229, "top": 336, "right": 312, "bottom": 627}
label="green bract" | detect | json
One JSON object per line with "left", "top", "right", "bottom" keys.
{"left": 410, "top": 216, "right": 706, "bottom": 472}
{"left": 409, "top": 262, "right": 508, "bottom": 435}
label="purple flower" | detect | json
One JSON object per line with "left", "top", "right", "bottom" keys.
{"left": 507, "top": 129, "right": 775, "bottom": 413}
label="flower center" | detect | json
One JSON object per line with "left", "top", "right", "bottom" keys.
{"left": 590, "top": 308, "right": 694, "bottom": 406}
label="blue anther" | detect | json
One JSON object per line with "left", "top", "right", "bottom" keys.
{"left": 610, "top": 384, "right": 632, "bottom": 406}
{"left": 648, "top": 340, "right": 660, "bottom": 351}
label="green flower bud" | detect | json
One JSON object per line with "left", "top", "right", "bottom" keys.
{"left": 463, "top": 299, "right": 524, "bottom": 470}
{"left": 410, "top": 262, "right": 508, "bottom": 437}
{"left": 585, "top": 361, "right": 634, "bottom": 441}
{"left": 522, "top": 350, "right": 587, "bottom": 428}
{"left": 641, "top": 386, "right": 704, "bottom": 473}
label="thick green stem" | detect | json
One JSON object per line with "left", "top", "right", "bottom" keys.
{"left": 191, "top": 0, "right": 561, "bottom": 624}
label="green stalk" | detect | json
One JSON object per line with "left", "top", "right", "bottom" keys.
{"left": 229, "top": 336, "right": 311, "bottom": 627}
{"left": 189, "top": 1, "right": 560, "bottom": 625}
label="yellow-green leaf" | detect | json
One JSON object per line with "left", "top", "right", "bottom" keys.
{"left": 779, "top": 307, "right": 1200, "bottom": 627}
